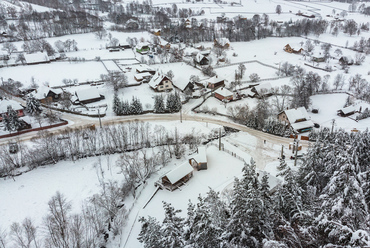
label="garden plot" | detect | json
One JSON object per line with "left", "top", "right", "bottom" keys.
{"left": 0, "top": 61, "right": 108, "bottom": 88}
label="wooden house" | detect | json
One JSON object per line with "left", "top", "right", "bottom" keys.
{"left": 148, "top": 72, "right": 173, "bottom": 92}
{"left": 195, "top": 53, "right": 209, "bottom": 66}
{"left": 156, "top": 161, "right": 194, "bottom": 191}
{"left": 284, "top": 44, "right": 303, "bottom": 54}
{"left": 206, "top": 76, "right": 225, "bottom": 89}
{"left": 337, "top": 105, "right": 357, "bottom": 117}
{"left": 0, "top": 99, "right": 24, "bottom": 121}
{"left": 214, "top": 38, "right": 230, "bottom": 49}
{"left": 33, "top": 88, "right": 63, "bottom": 104}
{"left": 312, "top": 51, "right": 326, "bottom": 62}
{"left": 189, "top": 147, "right": 207, "bottom": 170}
{"left": 214, "top": 87, "right": 233, "bottom": 101}
{"left": 74, "top": 88, "right": 105, "bottom": 105}
{"left": 278, "top": 107, "right": 314, "bottom": 133}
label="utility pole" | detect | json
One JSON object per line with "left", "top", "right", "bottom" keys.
{"left": 331, "top": 118, "right": 335, "bottom": 133}
{"left": 281, "top": 145, "right": 284, "bottom": 159}
{"left": 180, "top": 104, "right": 182, "bottom": 123}
{"left": 219, "top": 128, "right": 222, "bottom": 150}
{"left": 98, "top": 108, "right": 102, "bottom": 128}
{"left": 294, "top": 139, "right": 299, "bottom": 167}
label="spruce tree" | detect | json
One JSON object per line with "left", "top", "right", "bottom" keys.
{"left": 121, "top": 100, "right": 130, "bottom": 115}
{"left": 3, "top": 106, "right": 23, "bottom": 132}
{"left": 138, "top": 216, "right": 162, "bottom": 248}
{"left": 154, "top": 95, "right": 165, "bottom": 113}
{"left": 113, "top": 92, "right": 122, "bottom": 115}
{"left": 26, "top": 94, "right": 41, "bottom": 115}
{"left": 130, "top": 97, "right": 143, "bottom": 115}
{"left": 159, "top": 202, "right": 184, "bottom": 247}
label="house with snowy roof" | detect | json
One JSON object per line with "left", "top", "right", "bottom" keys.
{"left": 284, "top": 44, "right": 303, "bottom": 54}
{"left": 136, "top": 42, "right": 150, "bottom": 54}
{"left": 33, "top": 88, "right": 63, "bottom": 104}
{"left": 194, "top": 53, "right": 209, "bottom": 66}
{"left": 189, "top": 147, "right": 207, "bottom": 170}
{"left": 156, "top": 161, "right": 194, "bottom": 191}
{"left": 148, "top": 72, "right": 173, "bottom": 92}
{"left": 337, "top": 105, "right": 357, "bottom": 117}
{"left": 0, "top": 99, "right": 24, "bottom": 121}
{"left": 24, "top": 52, "right": 50, "bottom": 65}
{"left": 206, "top": 76, "right": 225, "bottom": 89}
{"left": 278, "top": 107, "right": 314, "bottom": 133}
{"left": 134, "top": 72, "right": 153, "bottom": 82}
{"left": 74, "top": 88, "right": 105, "bottom": 105}
{"left": 214, "top": 87, "right": 233, "bottom": 101}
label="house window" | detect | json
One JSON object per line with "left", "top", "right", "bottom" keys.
{"left": 166, "top": 85, "right": 169, "bottom": 88}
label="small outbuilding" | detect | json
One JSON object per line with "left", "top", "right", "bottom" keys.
{"left": 189, "top": 147, "right": 208, "bottom": 170}
{"left": 251, "top": 82, "right": 273, "bottom": 98}
{"left": 206, "top": 76, "right": 225, "bottom": 89}
{"left": 194, "top": 53, "right": 209, "bottom": 66}
{"left": 284, "top": 44, "right": 303, "bottom": 54}
{"left": 24, "top": 52, "right": 50, "bottom": 65}
{"left": 0, "top": 99, "right": 24, "bottom": 121}
{"left": 134, "top": 72, "right": 153, "bottom": 82}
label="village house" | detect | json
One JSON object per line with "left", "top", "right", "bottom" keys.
{"left": 24, "top": 52, "right": 50, "bottom": 65}
{"left": 339, "top": 56, "right": 354, "bottom": 66}
{"left": 136, "top": 42, "right": 150, "bottom": 54}
{"left": 214, "top": 38, "right": 230, "bottom": 49}
{"left": 194, "top": 53, "right": 209, "bottom": 66}
{"left": 312, "top": 51, "right": 326, "bottom": 62}
{"left": 189, "top": 147, "right": 208, "bottom": 170}
{"left": 0, "top": 99, "right": 24, "bottom": 121}
{"left": 284, "top": 44, "right": 303, "bottom": 54}
{"left": 33, "top": 88, "right": 63, "bottom": 104}
{"left": 156, "top": 161, "right": 194, "bottom": 191}
{"left": 206, "top": 76, "right": 225, "bottom": 89}
{"left": 278, "top": 107, "right": 314, "bottom": 133}
{"left": 337, "top": 105, "right": 357, "bottom": 117}
{"left": 74, "top": 88, "right": 105, "bottom": 105}
{"left": 214, "top": 87, "right": 233, "bottom": 101}
{"left": 148, "top": 72, "right": 173, "bottom": 92}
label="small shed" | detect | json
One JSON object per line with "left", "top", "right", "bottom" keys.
{"left": 136, "top": 42, "right": 150, "bottom": 54}
{"left": 251, "top": 82, "right": 273, "bottom": 98}
{"left": 158, "top": 162, "right": 194, "bottom": 191}
{"left": 284, "top": 44, "right": 303, "bottom": 54}
{"left": 136, "top": 65, "right": 156, "bottom": 75}
{"left": 214, "top": 87, "right": 233, "bottom": 101}
{"left": 337, "top": 105, "right": 357, "bottom": 117}
{"left": 195, "top": 53, "right": 209, "bottom": 66}
{"left": 189, "top": 147, "right": 207, "bottom": 170}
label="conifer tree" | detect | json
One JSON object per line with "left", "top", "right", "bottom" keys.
{"left": 121, "top": 100, "right": 130, "bottom": 115}
{"left": 26, "top": 94, "right": 41, "bottom": 115}
{"left": 113, "top": 92, "right": 122, "bottom": 115}
{"left": 138, "top": 216, "right": 162, "bottom": 248}
{"left": 3, "top": 106, "right": 23, "bottom": 132}
{"left": 159, "top": 202, "right": 184, "bottom": 247}
{"left": 130, "top": 97, "right": 143, "bottom": 115}
{"left": 153, "top": 95, "right": 165, "bottom": 113}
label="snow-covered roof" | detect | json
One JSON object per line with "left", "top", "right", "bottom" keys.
{"left": 291, "top": 120, "right": 314, "bottom": 131}
{"left": 214, "top": 87, "right": 233, "bottom": 97}
{"left": 32, "top": 88, "right": 63, "bottom": 100}
{"left": 165, "top": 161, "right": 194, "bottom": 184}
{"left": 207, "top": 76, "right": 224, "bottom": 85}
{"left": 136, "top": 42, "right": 149, "bottom": 49}
{"left": 0, "top": 99, "right": 23, "bottom": 113}
{"left": 339, "top": 105, "right": 357, "bottom": 115}
{"left": 284, "top": 107, "right": 310, "bottom": 123}
{"left": 134, "top": 72, "right": 152, "bottom": 81}
{"left": 75, "top": 88, "right": 102, "bottom": 102}
{"left": 244, "top": 88, "right": 256, "bottom": 97}
{"left": 195, "top": 53, "right": 206, "bottom": 63}
{"left": 24, "top": 52, "right": 50, "bottom": 64}
{"left": 193, "top": 147, "right": 207, "bottom": 164}
{"left": 254, "top": 82, "right": 272, "bottom": 95}
{"left": 148, "top": 72, "right": 170, "bottom": 89}
{"left": 136, "top": 64, "right": 155, "bottom": 73}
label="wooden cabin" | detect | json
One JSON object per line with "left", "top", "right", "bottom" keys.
{"left": 214, "top": 87, "right": 233, "bottom": 101}
{"left": 156, "top": 162, "right": 194, "bottom": 191}
{"left": 284, "top": 44, "right": 303, "bottom": 54}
